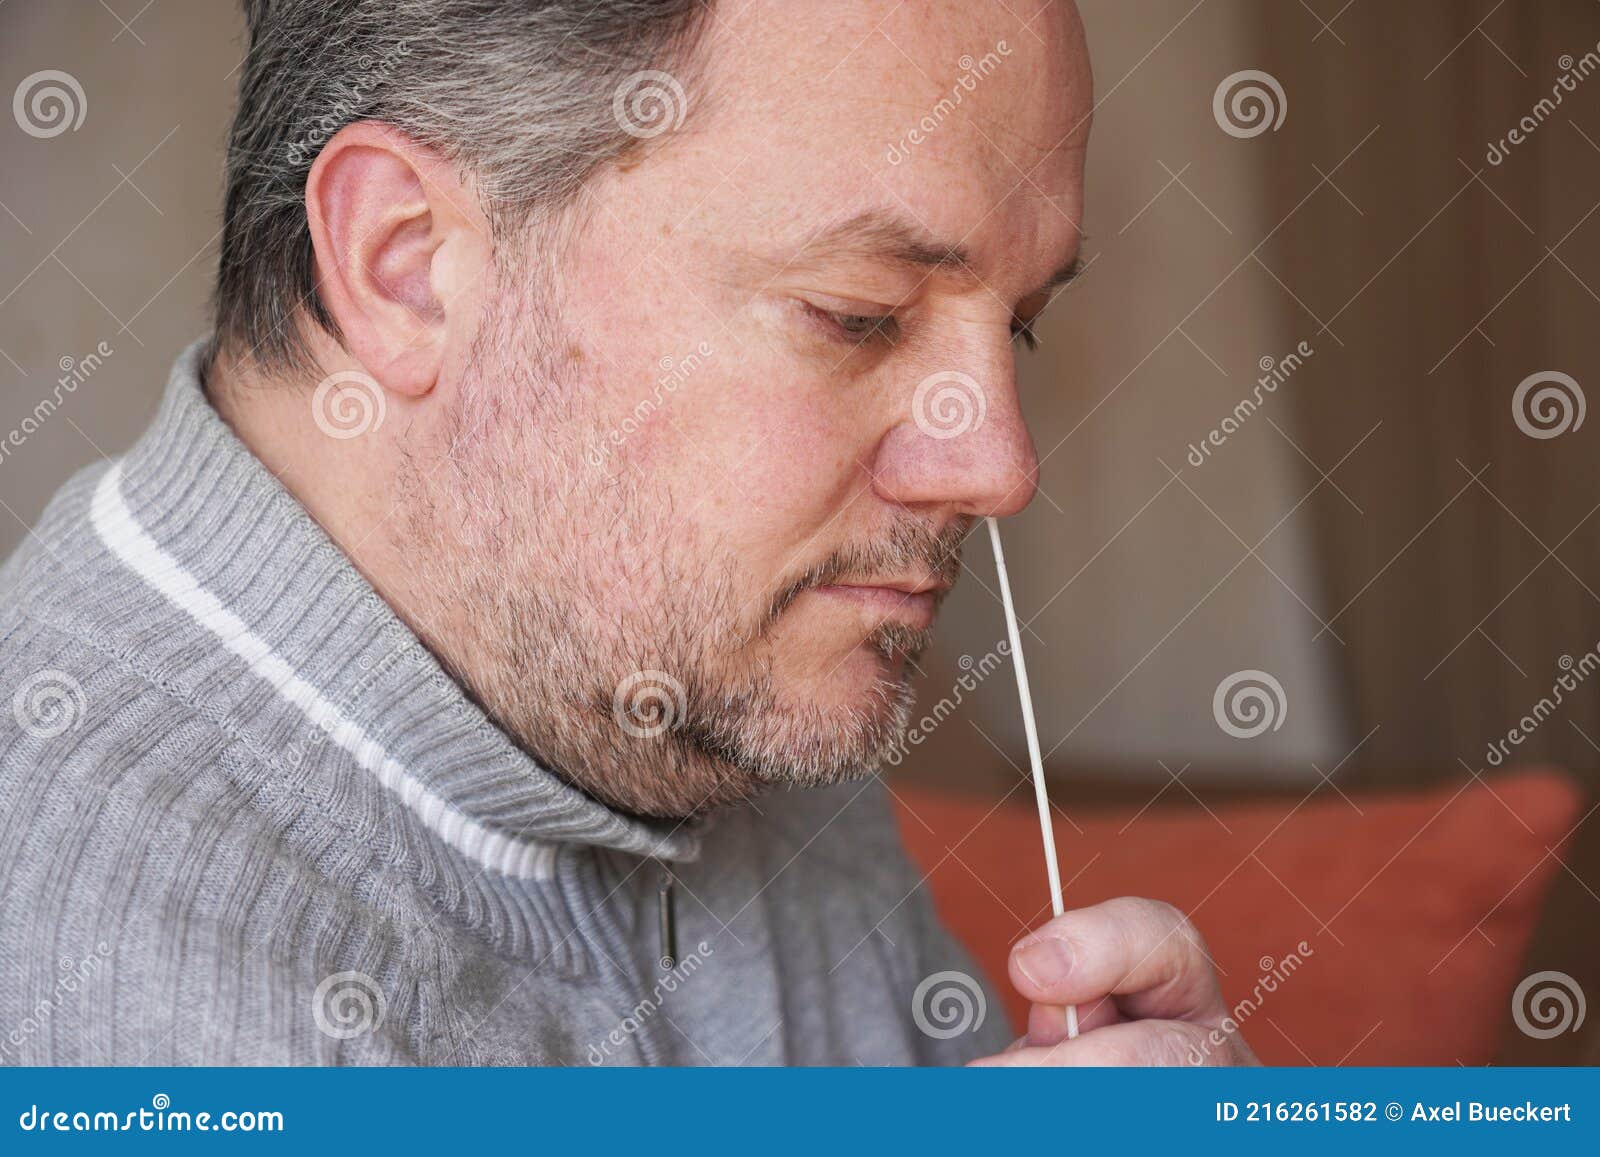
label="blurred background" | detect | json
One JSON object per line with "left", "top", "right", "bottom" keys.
{"left": 2, "top": 1, "right": 1598, "bottom": 1064}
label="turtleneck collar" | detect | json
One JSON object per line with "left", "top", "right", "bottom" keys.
{"left": 88, "top": 339, "right": 708, "bottom": 948}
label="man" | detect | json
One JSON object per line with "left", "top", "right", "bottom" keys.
{"left": 0, "top": 0, "right": 1253, "bottom": 1066}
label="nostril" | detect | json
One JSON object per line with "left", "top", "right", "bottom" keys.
{"left": 980, "top": 442, "right": 1039, "bottom": 519}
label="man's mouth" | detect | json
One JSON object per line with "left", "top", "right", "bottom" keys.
{"left": 811, "top": 578, "right": 947, "bottom": 629}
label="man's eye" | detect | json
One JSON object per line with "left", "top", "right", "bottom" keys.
{"left": 800, "top": 301, "right": 899, "bottom": 346}
{"left": 831, "top": 312, "right": 898, "bottom": 343}
{"left": 1011, "top": 319, "right": 1039, "bottom": 351}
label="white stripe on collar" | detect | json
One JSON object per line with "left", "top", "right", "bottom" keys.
{"left": 90, "top": 462, "right": 559, "bottom": 881}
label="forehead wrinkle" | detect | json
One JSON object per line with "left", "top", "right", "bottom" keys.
{"left": 779, "top": 209, "right": 983, "bottom": 288}
{"left": 721, "top": 200, "right": 1079, "bottom": 309}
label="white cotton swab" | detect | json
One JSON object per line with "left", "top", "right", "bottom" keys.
{"left": 986, "top": 516, "right": 1078, "bottom": 1040}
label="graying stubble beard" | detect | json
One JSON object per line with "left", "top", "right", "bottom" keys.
{"left": 393, "top": 269, "right": 928, "bottom": 820}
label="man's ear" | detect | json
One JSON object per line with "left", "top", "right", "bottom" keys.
{"left": 304, "top": 121, "right": 488, "bottom": 398}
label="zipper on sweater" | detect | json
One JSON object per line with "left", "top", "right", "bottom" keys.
{"left": 656, "top": 866, "right": 677, "bottom": 970}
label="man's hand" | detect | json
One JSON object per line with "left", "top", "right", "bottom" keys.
{"left": 969, "top": 897, "right": 1259, "bottom": 1066}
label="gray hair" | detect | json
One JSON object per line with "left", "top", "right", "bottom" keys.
{"left": 213, "top": 0, "right": 714, "bottom": 377}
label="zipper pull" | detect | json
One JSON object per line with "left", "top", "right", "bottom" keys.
{"left": 656, "top": 868, "right": 677, "bottom": 971}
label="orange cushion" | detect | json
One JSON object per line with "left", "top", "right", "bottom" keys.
{"left": 891, "top": 769, "right": 1579, "bottom": 1064}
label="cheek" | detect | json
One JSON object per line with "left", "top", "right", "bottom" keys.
{"left": 569, "top": 273, "right": 885, "bottom": 583}
{"left": 602, "top": 373, "right": 874, "bottom": 605}
{"left": 684, "top": 381, "right": 873, "bottom": 574}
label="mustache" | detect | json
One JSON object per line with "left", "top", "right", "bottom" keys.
{"left": 760, "top": 515, "right": 975, "bottom": 630}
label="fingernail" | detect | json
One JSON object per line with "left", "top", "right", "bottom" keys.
{"left": 1014, "top": 936, "right": 1073, "bottom": 988}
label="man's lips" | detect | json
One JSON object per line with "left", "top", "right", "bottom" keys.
{"left": 811, "top": 582, "right": 944, "bottom": 628}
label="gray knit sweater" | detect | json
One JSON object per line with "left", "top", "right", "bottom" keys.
{"left": 0, "top": 341, "right": 1009, "bottom": 1066}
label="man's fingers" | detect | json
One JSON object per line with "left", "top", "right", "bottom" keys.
{"left": 1000, "top": 1000, "right": 1121, "bottom": 1051}
{"left": 970, "top": 1019, "right": 1219, "bottom": 1068}
{"left": 1007, "top": 896, "right": 1227, "bottom": 1024}
{"left": 1025, "top": 997, "right": 1123, "bottom": 1046}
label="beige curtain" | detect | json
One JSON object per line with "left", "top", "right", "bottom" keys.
{"left": 1262, "top": 0, "right": 1600, "bottom": 785}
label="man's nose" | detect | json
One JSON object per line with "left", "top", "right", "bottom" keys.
{"left": 869, "top": 358, "right": 1039, "bottom": 519}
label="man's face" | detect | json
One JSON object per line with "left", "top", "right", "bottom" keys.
{"left": 408, "top": 0, "right": 1092, "bottom": 817}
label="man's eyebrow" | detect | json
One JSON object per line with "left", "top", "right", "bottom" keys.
{"left": 799, "top": 211, "right": 979, "bottom": 283}
{"left": 797, "top": 210, "right": 1082, "bottom": 300}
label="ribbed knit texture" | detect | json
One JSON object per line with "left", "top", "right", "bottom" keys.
{"left": 0, "top": 341, "right": 1008, "bottom": 1066}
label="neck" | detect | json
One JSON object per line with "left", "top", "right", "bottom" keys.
{"left": 204, "top": 344, "right": 443, "bottom": 651}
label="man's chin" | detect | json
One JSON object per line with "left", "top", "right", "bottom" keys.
{"left": 684, "top": 666, "right": 916, "bottom": 794}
